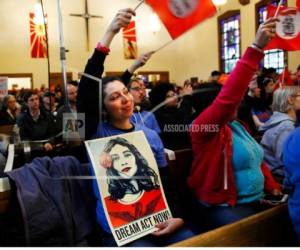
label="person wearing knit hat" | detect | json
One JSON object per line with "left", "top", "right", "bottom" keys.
{"left": 283, "top": 126, "right": 300, "bottom": 243}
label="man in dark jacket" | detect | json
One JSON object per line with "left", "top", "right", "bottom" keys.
{"left": 17, "top": 91, "right": 55, "bottom": 151}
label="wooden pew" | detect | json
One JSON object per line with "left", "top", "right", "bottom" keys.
{"left": 165, "top": 149, "right": 298, "bottom": 247}
{"left": 0, "top": 190, "right": 10, "bottom": 214}
{"left": 0, "top": 125, "right": 13, "bottom": 136}
{"left": 171, "top": 204, "right": 298, "bottom": 247}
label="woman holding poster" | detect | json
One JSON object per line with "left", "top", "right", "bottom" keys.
{"left": 100, "top": 137, "right": 166, "bottom": 228}
{"left": 78, "top": 7, "right": 194, "bottom": 247}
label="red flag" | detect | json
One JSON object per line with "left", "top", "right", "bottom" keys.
{"left": 122, "top": 21, "right": 138, "bottom": 59}
{"left": 30, "top": 12, "right": 48, "bottom": 58}
{"left": 297, "top": 0, "right": 300, "bottom": 10}
{"left": 264, "top": 5, "right": 300, "bottom": 51}
{"left": 279, "top": 67, "right": 294, "bottom": 86}
{"left": 145, "top": 0, "right": 216, "bottom": 39}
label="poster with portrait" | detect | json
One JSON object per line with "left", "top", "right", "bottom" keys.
{"left": 85, "top": 131, "right": 172, "bottom": 246}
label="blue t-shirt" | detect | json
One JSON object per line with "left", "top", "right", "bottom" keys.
{"left": 92, "top": 121, "right": 167, "bottom": 233}
{"left": 130, "top": 111, "right": 161, "bottom": 134}
{"left": 230, "top": 120, "right": 264, "bottom": 204}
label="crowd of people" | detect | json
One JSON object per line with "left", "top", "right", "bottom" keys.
{"left": 1, "top": 7, "right": 300, "bottom": 247}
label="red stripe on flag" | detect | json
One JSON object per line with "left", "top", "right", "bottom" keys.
{"left": 29, "top": 12, "right": 48, "bottom": 58}
{"left": 122, "top": 21, "right": 137, "bottom": 42}
{"left": 122, "top": 21, "right": 138, "bottom": 59}
{"left": 279, "top": 66, "right": 294, "bottom": 86}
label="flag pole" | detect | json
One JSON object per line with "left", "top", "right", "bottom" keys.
{"left": 134, "top": 0, "right": 144, "bottom": 11}
{"left": 155, "top": 40, "right": 173, "bottom": 53}
{"left": 274, "top": 0, "right": 283, "bottom": 17}
{"left": 57, "top": 0, "right": 73, "bottom": 143}
{"left": 56, "top": 0, "right": 70, "bottom": 112}
{"left": 280, "top": 66, "right": 286, "bottom": 89}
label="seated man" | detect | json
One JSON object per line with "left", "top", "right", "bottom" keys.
{"left": 55, "top": 83, "right": 78, "bottom": 135}
{"left": 17, "top": 90, "right": 55, "bottom": 151}
{"left": 42, "top": 91, "right": 57, "bottom": 114}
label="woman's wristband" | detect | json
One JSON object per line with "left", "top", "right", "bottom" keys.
{"left": 96, "top": 42, "right": 110, "bottom": 55}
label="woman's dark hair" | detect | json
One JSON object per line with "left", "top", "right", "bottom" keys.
{"left": 257, "top": 76, "right": 273, "bottom": 110}
{"left": 211, "top": 70, "right": 221, "bottom": 77}
{"left": 191, "top": 82, "right": 222, "bottom": 118}
{"left": 100, "top": 76, "right": 124, "bottom": 119}
{"left": 103, "top": 137, "right": 159, "bottom": 200}
{"left": 262, "top": 77, "right": 273, "bottom": 88}
{"left": 102, "top": 76, "right": 122, "bottom": 97}
{"left": 149, "top": 82, "right": 175, "bottom": 108}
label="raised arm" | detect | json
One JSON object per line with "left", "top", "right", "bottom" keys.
{"left": 77, "top": 8, "right": 135, "bottom": 139}
{"left": 121, "top": 51, "right": 154, "bottom": 85}
{"left": 191, "top": 17, "right": 278, "bottom": 139}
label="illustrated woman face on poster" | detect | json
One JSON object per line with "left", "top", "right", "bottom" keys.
{"left": 100, "top": 137, "right": 160, "bottom": 204}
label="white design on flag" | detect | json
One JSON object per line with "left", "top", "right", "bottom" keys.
{"left": 168, "top": 0, "right": 199, "bottom": 18}
{"left": 277, "top": 9, "right": 300, "bottom": 40}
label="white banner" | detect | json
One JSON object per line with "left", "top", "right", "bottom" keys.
{"left": 0, "top": 77, "right": 8, "bottom": 98}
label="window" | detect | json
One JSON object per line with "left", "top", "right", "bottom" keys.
{"left": 0, "top": 73, "right": 33, "bottom": 90}
{"left": 218, "top": 10, "right": 241, "bottom": 74}
{"left": 255, "top": 0, "right": 287, "bottom": 73}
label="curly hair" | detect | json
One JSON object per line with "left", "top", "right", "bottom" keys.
{"left": 149, "top": 82, "right": 175, "bottom": 108}
{"left": 103, "top": 137, "right": 160, "bottom": 200}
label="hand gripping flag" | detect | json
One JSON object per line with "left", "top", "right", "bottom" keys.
{"left": 145, "top": 0, "right": 216, "bottom": 39}
{"left": 264, "top": 4, "right": 300, "bottom": 51}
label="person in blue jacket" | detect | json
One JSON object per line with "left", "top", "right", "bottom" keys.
{"left": 128, "top": 76, "right": 161, "bottom": 134}
{"left": 283, "top": 120, "right": 300, "bottom": 243}
{"left": 260, "top": 86, "right": 300, "bottom": 181}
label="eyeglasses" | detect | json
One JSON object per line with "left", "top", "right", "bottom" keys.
{"left": 130, "top": 87, "right": 145, "bottom": 92}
